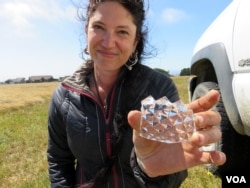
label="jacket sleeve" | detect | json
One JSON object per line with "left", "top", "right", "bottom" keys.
{"left": 130, "top": 148, "right": 187, "bottom": 188}
{"left": 47, "top": 85, "right": 76, "bottom": 188}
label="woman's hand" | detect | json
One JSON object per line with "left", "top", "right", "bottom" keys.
{"left": 128, "top": 90, "right": 226, "bottom": 177}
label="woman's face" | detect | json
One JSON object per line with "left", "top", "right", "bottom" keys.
{"left": 86, "top": 1, "right": 138, "bottom": 73}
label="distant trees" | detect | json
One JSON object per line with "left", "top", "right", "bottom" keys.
{"left": 180, "top": 68, "right": 191, "bottom": 76}
{"left": 154, "top": 67, "right": 191, "bottom": 76}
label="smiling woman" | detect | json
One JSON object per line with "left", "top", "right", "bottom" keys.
{"left": 47, "top": 1, "right": 225, "bottom": 188}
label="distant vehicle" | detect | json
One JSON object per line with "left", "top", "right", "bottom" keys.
{"left": 188, "top": 0, "right": 250, "bottom": 176}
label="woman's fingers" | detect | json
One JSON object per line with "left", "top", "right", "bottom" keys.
{"left": 188, "top": 90, "right": 220, "bottom": 113}
{"left": 189, "top": 125, "right": 226, "bottom": 166}
{"left": 198, "top": 150, "right": 226, "bottom": 166}
{"left": 191, "top": 127, "right": 221, "bottom": 147}
{"left": 194, "top": 111, "right": 221, "bottom": 130}
{"left": 127, "top": 110, "right": 141, "bottom": 131}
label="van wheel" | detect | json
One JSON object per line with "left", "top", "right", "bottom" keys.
{"left": 192, "top": 81, "right": 250, "bottom": 177}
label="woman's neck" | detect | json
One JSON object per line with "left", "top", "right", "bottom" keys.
{"left": 91, "top": 68, "right": 120, "bottom": 108}
{"left": 93, "top": 68, "right": 120, "bottom": 91}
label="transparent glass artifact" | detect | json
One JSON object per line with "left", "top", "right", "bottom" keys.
{"left": 140, "top": 95, "right": 196, "bottom": 143}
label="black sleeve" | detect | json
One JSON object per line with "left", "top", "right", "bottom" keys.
{"left": 47, "top": 85, "right": 76, "bottom": 188}
{"left": 130, "top": 148, "right": 187, "bottom": 188}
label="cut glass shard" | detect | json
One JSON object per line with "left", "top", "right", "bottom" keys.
{"left": 140, "top": 95, "right": 196, "bottom": 143}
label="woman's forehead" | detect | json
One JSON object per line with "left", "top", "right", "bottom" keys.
{"left": 89, "top": 2, "right": 136, "bottom": 27}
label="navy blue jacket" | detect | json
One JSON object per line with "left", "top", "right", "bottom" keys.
{"left": 47, "top": 63, "right": 187, "bottom": 188}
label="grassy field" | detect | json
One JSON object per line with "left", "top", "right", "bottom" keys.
{"left": 0, "top": 78, "right": 221, "bottom": 188}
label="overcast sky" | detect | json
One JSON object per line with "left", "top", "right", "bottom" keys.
{"left": 0, "top": 0, "right": 232, "bottom": 82}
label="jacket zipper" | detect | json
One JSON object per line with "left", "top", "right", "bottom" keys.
{"left": 62, "top": 83, "right": 119, "bottom": 188}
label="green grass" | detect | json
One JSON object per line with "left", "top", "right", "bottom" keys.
{"left": 0, "top": 102, "right": 50, "bottom": 188}
{"left": 0, "top": 78, "right": 222, "bottom": 187}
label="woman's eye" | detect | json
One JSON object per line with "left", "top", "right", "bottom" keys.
{"left": 93, "top": 25, "right": 103, "bottom": 30}
{"left": 118, "top": 30, "right": 129, "bottom": 36}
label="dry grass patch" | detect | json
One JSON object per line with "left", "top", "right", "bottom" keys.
{"left": 0, "top": 82, "right": 58, "bottom": 112}
{"left": 172, "top": 76, "right": 190, "bottom": 103}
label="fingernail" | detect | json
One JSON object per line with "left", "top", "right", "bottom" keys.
{"left": 196, "top": 115, "right": 204, "bottom": 124}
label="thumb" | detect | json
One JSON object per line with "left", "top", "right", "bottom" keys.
{"left": 127, "top": 110, "right": 141, "bottom": 131}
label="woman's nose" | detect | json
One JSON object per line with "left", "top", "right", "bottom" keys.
{"left": 102, "top": 31, "right": 115, "bottom": 48}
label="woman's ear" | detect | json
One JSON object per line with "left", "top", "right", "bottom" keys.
{"left": 133, "top": 41, "right": 138, "bottom": 53}
{"left": 133, "top": 34, "right": 140, "bottom": 52}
